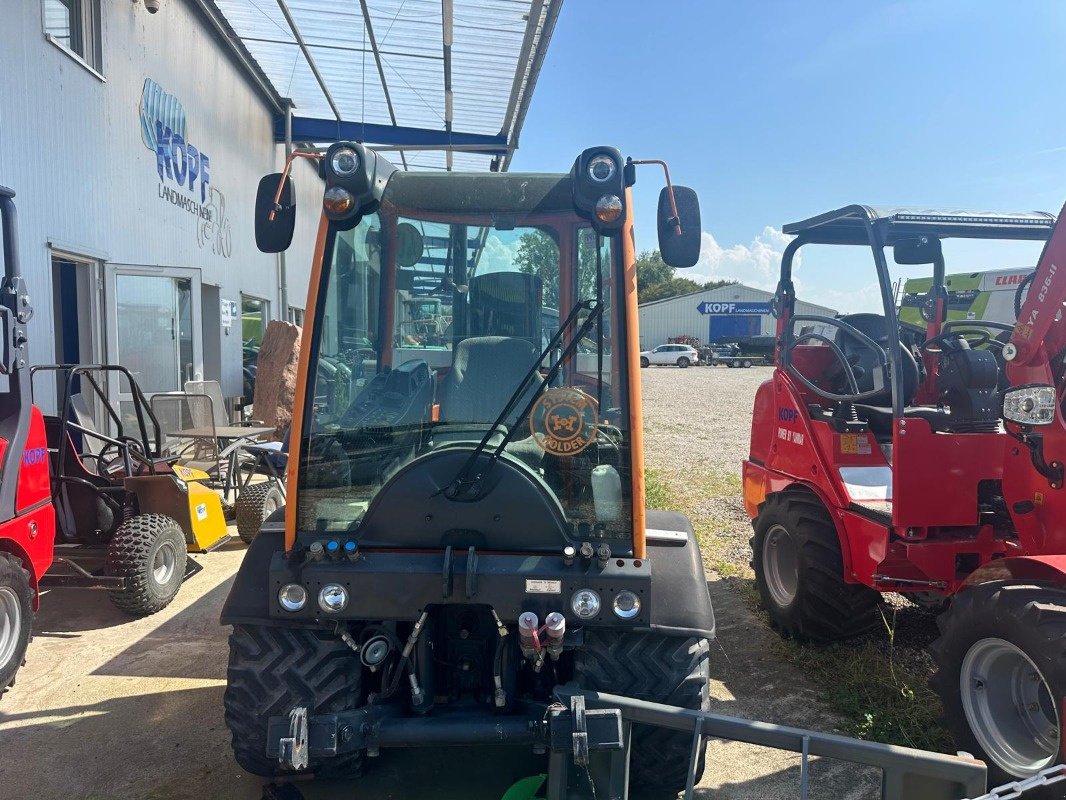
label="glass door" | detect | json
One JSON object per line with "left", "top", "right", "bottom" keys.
{"left": 106, "top": 268, "right": 203, "bottom": 423}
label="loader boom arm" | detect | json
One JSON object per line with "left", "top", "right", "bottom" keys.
{"left": 1009, "top": 199, "right": 1066, "bottom": 367}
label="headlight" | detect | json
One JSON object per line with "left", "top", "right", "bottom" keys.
{"left": 595, "top": 195, "right": 623, "bottom": 224}
{"left": 323, "top": 186, "right": 355, "bottom": 216}
{"left": 278, "top": 583, "right": 307, "bottom": 612}
{"left": 318, "top": 583, "right": 349, "bottom": 613}
{"left": 612, "top": 589, "right": 642, "bottom": 619}
{"left": 587, "top": 154, "right": 616, "bottom": 183}
{"left": 330, "top": 146, "right": 360, "bottom": 177}
{"left": 1003, "top": 384, "right": 1056, "bottom": 426}
{"left": 571, "top": 588, "right": 601, "bottom": 619}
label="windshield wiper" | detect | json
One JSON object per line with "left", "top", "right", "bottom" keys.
{"left": 443, "top": 298, "right": 604, "bottom": 500}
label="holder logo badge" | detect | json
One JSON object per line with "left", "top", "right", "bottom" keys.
{"left": 530, "top": 387, "right": 598, "bottom": 455}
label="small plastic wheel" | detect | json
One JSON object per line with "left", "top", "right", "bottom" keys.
{"left": 0, "top": 553, "right": 32, "bottom": 698}
{"left": 639, "top": 356, "right": 649, "bottom": 368}
{"left": 106, "top": 514, "right": 188, "bottom": 616}
{"left": 236, "top": 483, "right": 284, "bottom": 544}
{"left": 677, "top": 356, "right": 690, "bottom": 368}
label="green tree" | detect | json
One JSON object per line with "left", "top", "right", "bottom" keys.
{"left": 634, "top": 249, "right": 736, "bottom": 302}
{"left": 514, "top": 229, "right": 563, "bottom": 308}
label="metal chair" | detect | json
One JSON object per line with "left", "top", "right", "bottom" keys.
{"left": 185, "top": 379, "right": 261, "bottom": 426}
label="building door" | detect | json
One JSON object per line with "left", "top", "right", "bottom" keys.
{"left": 47, "top": 252, "right": 104, "bottom": 415}
{"left": 105, "top": 268, "right": 203, "bottom": 418}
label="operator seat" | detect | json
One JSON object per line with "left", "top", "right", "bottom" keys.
{"left": 436, "top": 336, "right": 544, "bottom": 466}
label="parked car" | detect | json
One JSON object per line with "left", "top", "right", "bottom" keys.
{"left": 640, "top": 343, "right": 699, "bottom": 368}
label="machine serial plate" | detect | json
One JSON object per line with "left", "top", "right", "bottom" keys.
{"left": 526, "top": 579, "right": 562, "bottom": 594}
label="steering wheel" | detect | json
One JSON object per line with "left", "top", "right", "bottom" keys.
{"left": 786, "top": 314, "right": 916, "bottom": 405}
{"left": 921, "top": 329, "right": 992, "bottom": 354}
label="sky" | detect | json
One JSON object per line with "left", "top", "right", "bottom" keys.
{"left": 508, "top": 1, "right": 1066, "bottom": 313}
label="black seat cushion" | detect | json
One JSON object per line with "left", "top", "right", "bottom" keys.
{"left": 439, "top": 336, "right": 540, "bottom": 429}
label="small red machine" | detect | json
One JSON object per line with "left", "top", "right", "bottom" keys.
{"left": 744, "top": 205, "right": 1066, "bottom": 786}
{"left": 0, "top": 186, "right": 57, "bottom": 696}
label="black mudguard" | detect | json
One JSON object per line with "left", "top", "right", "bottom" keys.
{"left": 644, "top": 510, "right": 716, "bottom": 640}
{"left": 221, "top": 509, "right": 716, "bottom": 641}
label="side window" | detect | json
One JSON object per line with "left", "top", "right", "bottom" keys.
{"left": 43, "top": 0, "right": 101, "bottom": 71}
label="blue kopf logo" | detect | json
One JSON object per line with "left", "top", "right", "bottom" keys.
{"left": 778, "top": 407, "right": 799, "bottom": 423}
{"left": 140, "top": 78, "right": 211, "bottom": 203}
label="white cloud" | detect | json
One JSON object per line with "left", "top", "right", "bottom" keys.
{"left": 690, "top": 226, "right": 794, "bottom": 291}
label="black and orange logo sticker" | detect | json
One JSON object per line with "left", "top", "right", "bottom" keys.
{"left": 530, "top": 387, "right": 598, "bottom": 456}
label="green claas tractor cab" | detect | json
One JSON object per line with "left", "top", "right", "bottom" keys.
{"left": 222, "top": 143, "right": 714, "bottom": 793}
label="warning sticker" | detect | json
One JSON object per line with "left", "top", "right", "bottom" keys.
{"left": 195, "top": 503, "right": 208, "bottom": 521}
{"left": 525, "top": 579, "right": 562, "bottom": 595}
{"left": 839, "top": 433, "right": 872, "bottom": 456}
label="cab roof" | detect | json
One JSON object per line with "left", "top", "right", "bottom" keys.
{"left": 382, "top": 171, "right": 573, "bottom": 216}
{"left": 782, "top": 205, "right": 1056, "bottom": 245}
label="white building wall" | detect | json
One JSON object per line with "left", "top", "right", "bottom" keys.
{"left": 0, "top": 0, "right": 322, "bottom": 404}
{"left": 637, "top": 284, "right": 837, "bottom": 349}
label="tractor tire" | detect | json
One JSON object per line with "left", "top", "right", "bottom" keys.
{"left": 930, "top": 581, "right": 1066, "bottom": 790}
{"left": 236, "top": 483, "right": 284, "bottom": 544}
{"left": 0, "top": 552, "right": 32, "bottom": 699}
{"left": 575, "top": 630, "right": 710, "bottom": 795}
{"left": 106, "top": 514, "right": 187, "bottom": 616}
{"left": 677, "top": 357, "right": 690, "bottom": 368}
{"left": 224, "top": 624, "right": 365, "bottom": 778}
{"left": 640, "top": 356, "right": 649, "bottom": 368}
{"left": 751, "top": 492, "right": 880, "bottom": 642}
{"left": 730, "top": 359, "right": 739, "bottom": 368}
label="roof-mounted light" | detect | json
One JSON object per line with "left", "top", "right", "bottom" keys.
{"left": 893, "top": 213, "right": 1053, "bottom": 226}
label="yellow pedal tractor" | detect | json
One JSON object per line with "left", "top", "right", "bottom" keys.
{"left": 35, "top": 365, "right": 227, "bottom": 615}
{"left": 221, "top": 144, "right": 716, "bottom": 794}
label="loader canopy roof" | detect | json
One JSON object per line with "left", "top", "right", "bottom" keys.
{"left": 783, "top": 205, "right": 1056, "bottom": 245}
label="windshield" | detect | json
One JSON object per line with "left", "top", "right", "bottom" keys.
{"left": 296, "top": 196, "right": 632, "bottom": 547}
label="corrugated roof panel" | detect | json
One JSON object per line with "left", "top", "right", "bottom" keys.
{"left": 208, "top": 0, "right": 561, "bottom": 170}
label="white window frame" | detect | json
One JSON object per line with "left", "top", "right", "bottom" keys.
{"left": 42, "top": 0, "right": 103, "bottom": 76}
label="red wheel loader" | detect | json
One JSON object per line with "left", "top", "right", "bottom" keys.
{"left": 0, "top": 187, "right": 57, "bottom": 696}
{"left": 744, "top": 205, "right": 1066, "bottom": 786}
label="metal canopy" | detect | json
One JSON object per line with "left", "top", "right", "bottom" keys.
{"left": 208, "top": 0, "right": 563, "bottom": 171}
{"left": 783, "top": 205, "right": 1056, "bottom": 246}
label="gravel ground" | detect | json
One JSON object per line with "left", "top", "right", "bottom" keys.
{"left": 640, "top": 364, "right": 953, "bottom": 798}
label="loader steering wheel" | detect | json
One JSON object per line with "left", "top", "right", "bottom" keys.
{"left": 785, "top": 314, "right": 915, "bottom": 405}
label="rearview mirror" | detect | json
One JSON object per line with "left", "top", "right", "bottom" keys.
{"left": 255, "top": 173, "right": 295, "bottom": 253}
{"left": 893, "top": 236, "right": 942, "bottom": 265}
{"left": 395, "top": 222, "right": 425, "bottom": 268}
{"left": 658, "top": 185, "right": 701, "bottom": 268}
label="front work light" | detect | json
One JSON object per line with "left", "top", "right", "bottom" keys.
{"left": 323, "top": 187, "right": 355, "bottom": 216}
{"left": 318, "top": 583, "right": 349, "bottom": 613}
{"left": 595, "top": 195, "right": 623, "bottom": 224}
{"left": 587, "top": 154, "right": 616, "bottom": 183}
{"left": 1003, "top": 384, "right": 1056, "bottom": 426}
{"left": 571, "top": 588, "right": 602, "bottom": 620}
{"left": 278, "top": 583, "right": 307, "bottom": 612}
{"left": 612, "top": 589, "right": 642, "bottom": 619}
{"left": 330, "top": 146, "right": 360, "bottom": 177}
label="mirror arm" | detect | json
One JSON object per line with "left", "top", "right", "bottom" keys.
{"left": 627, "top": 158, "right": 682, "bottom": 236}
{"left": 268, "top": 151, "right": 323, "bottom": 221}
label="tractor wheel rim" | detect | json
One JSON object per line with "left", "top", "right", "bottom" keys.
{"left": 153, "top": 540, "right": 177, "bottom": 586}
{"left": 961, "top": 637, "right": 1060, "bottom": 777}
{"left": 763, "top": 524, "right": 799, "bottom": 608}
{"left": 263, "top": 496, "right": 279, "bottom": 519}
{"left": 0, "top": 586, "right": 22, "bottom": 669}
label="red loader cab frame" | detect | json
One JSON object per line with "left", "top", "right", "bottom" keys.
{"left": 744, "top": 205, "right": 1066, "bottom": 785}
{"left": 0, "top": 186, "right": 57, "bottom": 696}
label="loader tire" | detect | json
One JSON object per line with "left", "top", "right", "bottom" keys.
{"left": 106, "top": 514, "right": 187, "bottom": 616}
{"left": 235, "top": 483, "right": 284, "bottom": 544}
{"left": 575, "top": 630, "right": 710, "bottom": 795}
{"left": 930, "top": 581, "right": 1066, "bottom": 791}
{"left": 224, "top": 624, "right": 364, "bottom": 778}
{"left": 751, "top": 492, "right": 880, "bottom": 642}
{"left": 0, "top": 552, "right": 33, "bottom": 698}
